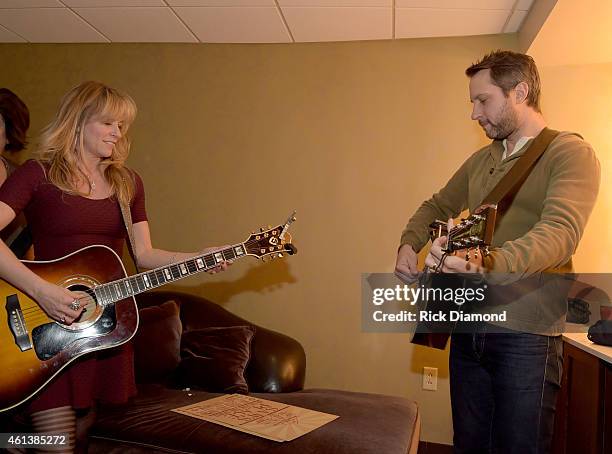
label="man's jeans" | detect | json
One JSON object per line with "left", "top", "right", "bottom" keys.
{"left": 450, "top": 325, "right": 563, "bottom": 454}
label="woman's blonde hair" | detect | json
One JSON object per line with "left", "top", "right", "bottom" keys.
{"left": 36, "top": 81, "right": 138, "bottom": 206}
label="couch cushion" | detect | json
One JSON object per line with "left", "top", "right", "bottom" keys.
{"left": 136, "top": 291, "right": 307, "bottom": 393}
{"left": 91, "top": 385, "right": 418, "bottom": 454}
{"left": 176, "top": 326, "right": 255, "bottom": 394}
{"left": 133, "top": 300, "right": 182, "bottom": 384}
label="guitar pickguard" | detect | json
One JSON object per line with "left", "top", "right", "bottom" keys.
{"left": 31, "top": 305, "right": 117, "bottom": 361}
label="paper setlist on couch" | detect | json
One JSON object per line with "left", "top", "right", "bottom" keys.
{"left": 172, "top": 394, "right": 339, "bottom": 442}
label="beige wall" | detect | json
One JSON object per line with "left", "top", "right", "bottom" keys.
{"left": 1, "top": 35, "right": 518, "bottom": 444}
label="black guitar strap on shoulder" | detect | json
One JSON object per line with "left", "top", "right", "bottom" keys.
{"left": 481, "top": 127, "right": 560, "bottom": 212}
{"left": 119, "top": 198, "right": 140, "bottom": 274}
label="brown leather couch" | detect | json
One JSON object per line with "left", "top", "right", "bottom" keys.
{"left": 88, "top": 291, "right": 421, "bottom": 454}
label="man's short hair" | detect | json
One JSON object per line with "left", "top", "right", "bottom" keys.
{"left": 466, "top": 50, "right": 541, "bottom": 113}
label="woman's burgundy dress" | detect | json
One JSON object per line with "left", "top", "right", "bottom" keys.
{"left": 0, "top": 159, "right": 147, "bottom": 411}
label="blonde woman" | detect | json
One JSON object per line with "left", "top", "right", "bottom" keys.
{"left": 0, "top": 81, "right": 227, "bottom": 452}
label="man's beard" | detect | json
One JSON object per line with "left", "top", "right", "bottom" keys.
{"left": 480, "top": 101, "right": 518, "bottom": 140}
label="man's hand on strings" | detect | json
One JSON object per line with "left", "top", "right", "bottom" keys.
{"left": 424, "top": 218, "right": 484, "bottom": 274}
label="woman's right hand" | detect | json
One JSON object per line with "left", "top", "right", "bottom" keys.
{"left": 32, "top": 281, "right": 84, "bottom": 324}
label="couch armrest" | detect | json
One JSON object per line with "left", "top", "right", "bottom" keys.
{"left": 247, "top": 326, "right": 306, "bottom": 393}
{"left": 136, "top": 291, "right": 306, "bottom": 393}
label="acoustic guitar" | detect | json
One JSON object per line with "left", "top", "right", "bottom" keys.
{"left": 0, "top": 213, "right": 297, "bottom": 412}
{"left": 411, "top": 204, "right": 496, "bottom": 349}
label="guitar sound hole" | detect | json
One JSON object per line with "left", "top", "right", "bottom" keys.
{"left": 66, "top": 284, "right": 98, "bottom": 324}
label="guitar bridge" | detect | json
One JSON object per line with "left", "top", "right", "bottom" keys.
{"left": 5, "top": 294, "right": 32, "bottom": 352}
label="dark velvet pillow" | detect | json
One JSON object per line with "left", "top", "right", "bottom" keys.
{"left": 133, "top": 300, "right": 182, "bottom": 384}
{"left": 176, "top": 325, "right": 256, "bottom": 394}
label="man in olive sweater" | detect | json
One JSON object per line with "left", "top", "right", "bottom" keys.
{"left": 395, "top": 51, "right": 600, "bottom": 453}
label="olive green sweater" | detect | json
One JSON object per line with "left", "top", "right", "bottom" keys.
{"left": 400, "top": 131, "right": 600, "bottom": 334}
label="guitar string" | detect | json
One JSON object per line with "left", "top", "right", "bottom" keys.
{"left": 11, "top": 237, "right": 297, "bottom": 345}
{"left": 21, "top": 298, "right": 95, "bottom": 318}
{"left": 17, "top": 237, "right": 287, "bottom": 322}
{"left": 20, "top": 290, "right": 97, "bottom": 315}
{"left": 18, "top": 247, "right": 231, "bottom": 314}
{"left": 21, "top": 295, "right": 98, "bottom": 323}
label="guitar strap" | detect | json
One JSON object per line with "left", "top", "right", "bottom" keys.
{"left": 119, "top": 198, "right": 141, "bottom": 273}
{"left": 481, "top": 127, "right": 560, "bottom": 210}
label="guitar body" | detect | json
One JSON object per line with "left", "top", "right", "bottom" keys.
{"left": 411, "top": 272, "right": 467, "bottom": 350}
{"left": 411, "top": 332, "right": 450, "bottom": 350}
{"left": 0, "top": 245, "right": 137, "bottom": 412}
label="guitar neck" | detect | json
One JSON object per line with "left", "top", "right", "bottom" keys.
{"left": 93, "top": 243, "right": 248, "bottom": 307}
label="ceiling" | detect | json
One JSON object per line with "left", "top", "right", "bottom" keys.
{"left": 0, "top": 0, "right": 535, "bottom": 44}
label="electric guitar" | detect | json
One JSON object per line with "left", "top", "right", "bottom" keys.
{"left": 0, "top": 213, "right": 297, "bottom": 412}
{"left": 411, "top": 204, "right": 496, "bottom": 349}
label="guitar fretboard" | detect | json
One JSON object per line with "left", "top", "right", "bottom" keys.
{"left": 92, "top": 243, "right": 247, "bottom": 306}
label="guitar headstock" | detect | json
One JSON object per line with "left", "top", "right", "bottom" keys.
{"left": 428, "top": 204, "right": 497, "bottom": 256}
{"left": 243, "top": 212, "right": 298, "bottom": 260}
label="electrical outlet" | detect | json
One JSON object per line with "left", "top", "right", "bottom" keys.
{"left": 422, "top": 367, "right": 438, "bottom": 391}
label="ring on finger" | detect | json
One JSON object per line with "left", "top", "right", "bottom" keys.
{"left": 69, "top": 299, "right": 81, "bottom": 311}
